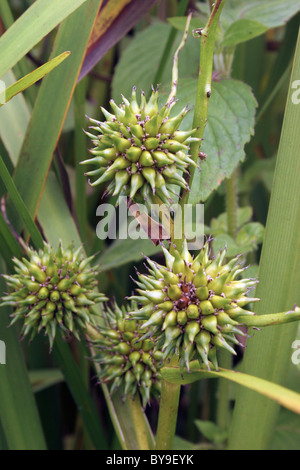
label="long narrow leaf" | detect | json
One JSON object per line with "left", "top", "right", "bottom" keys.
{"left": 1, "top": 52, "right": 70, "bottom": 107}
{"left": 0, "top": 259, "right": 47, "bottom": 450}
{"left": 52, "top": 332, "right": 107, "bottom": 450}
{"left": 10, "top": 0, "right": 102, "bottom": 226}
{"left": 0, "top": 70, "right": 31, "bottom": 163}
{"left": 0, "top": 154, "right": 44, "bottom": 249}
{"left": 161, "top": 364, "right": 300, "bottom": 415}
{"left": 0, "top": 0, "right": 36, "bottom": 105}
{"left": 79, "top": 0, "right": 157, "bottom": 80}
{"left": 0, "top": 0, "right": 88, "bottom": 79}
{"left": 0, "top": 212, "right": 22, "bottom": 261}
{"left": 228, "top": 27, "right": 300, "bottom": 450}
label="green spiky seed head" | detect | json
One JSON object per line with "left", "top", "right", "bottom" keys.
{"left": 0, "top": 242, "right": 107, "bottom": 349}
{"left": 92, "top": 301, "right": 162, "bottom": 408}
{"left": 129, "top": 239, "right": 260, "bottom": 371}
{"left": 81, "top": 86, "right": 201, "bottom": 206}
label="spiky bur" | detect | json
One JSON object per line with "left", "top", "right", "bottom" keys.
{"left": 0, "top": 243, "right": 107, "bottom": 349}
{"left": 81, "top": 86, "right": 202, "bottom": 207}
{"left": 92, "top": 301, "right": 162, "bottom": 408}
{"left": 128, "top": 240, "right": 261, "bottom": 372}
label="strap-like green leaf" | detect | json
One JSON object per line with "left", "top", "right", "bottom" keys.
{"left": 228, "top": 26, "right": 300, "bottom": 450}
{"left": 0, "top": 0, "right": 88, "bottom": 79}
{"left": 0, "top": 52, "right": 70, "bottom": 107}
{"left": 161, "top": 363, "right": 300, "bottom": 415}
{"left": 0, "top": 259, "right": 47, "bottom": 450}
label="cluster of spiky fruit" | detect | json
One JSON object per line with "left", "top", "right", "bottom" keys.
{"left": 93, "top": 302, "right": 162, "bottom": 408}
{"left": 129, "top": 240, "right": 259, "bottom": 371}
{"left": 81, "top": 86, "right": 200, "bottom": 206}
{"left": 0, "top": 243, "right": 107, "bottom": 348}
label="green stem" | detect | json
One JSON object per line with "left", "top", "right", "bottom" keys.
{"left": 155, "top": 378, "right": 181, "bottom": 450}
{"left": 74, "top": 77, "right": 88, "bottom": 240}
{"left": 225, "top": 167, "right": 238, "bottom": 239}
{"left": 151, "top": 0, "right": 190, "bottom": 92}
{"left": 174, "top": 0, "right": 225, "bottom": 250}
{"left": 157, "top": 0, "right": 225, "bottom": 450}
{"left": 128, "top": 394, "right": 151, "bottom": 450}
{"left": 166, "top": 12, "right": 192, "bottom": 106}
{"left": 239, "top": 307, "right": 300, "bottom": 327}
{"left": 217, "top": 352, "right": 232, "bottom": 430}
{"left": 218, "top": 168, "right": 238, "bottom": 429}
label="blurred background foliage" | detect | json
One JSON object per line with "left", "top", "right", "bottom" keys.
{"left": 0, "top": 0, "right": 299, "bottom": 450}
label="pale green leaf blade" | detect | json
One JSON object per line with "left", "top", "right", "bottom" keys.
{"left": 1, "top": 52, "right": 70, "bottom": 106}
{"left": 221, "top": 19, "right": 268, "bottom": 47}
{"left": 161, "top": 364, "right": 300, "bottom": 415}
{"left": 29, "top": 369, "right": 64, "bottom": 394}
{"left": 272, "top": 409, "right": 300, "bottom": 450}
{"left": 242, "top": 0, "right": 300, "bottom": 29}
{"left": 222, "top": 0, "right": 300, "bottom": 30}
{"left": 0, "top": 70, "right": 30, "bottom": 163}
{"left": 0, "top": 0, "right": 88, "bottom": 79}
{"left": 194, "top": 420, "right": 227, "bottom": 444}
{"left": 228, "top": 27, "right": 300, "bottom": 450}
{"left": 10, "top": 0, "right": 101, "bottom": 223}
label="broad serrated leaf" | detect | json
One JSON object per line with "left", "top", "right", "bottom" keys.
{"left": 112, "top": 22, "right": 199, "bottom": 101}
{"left": 236, "top": 222, "right": 265, "bottom": 247}
{"left": 208, "top": 206, "right": 253, "bottom": 235}
{"left": 159, "top": 78, "right": 257, "bottom": 203}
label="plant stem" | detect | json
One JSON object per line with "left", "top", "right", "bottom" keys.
{"left": 217, "top": 168, "right": 238, "bottom": 430}
{"left": 217, "top": 351, "right": 231, "bottom": 430}
{"left": 155, "top": 378, "right": 181, "bottom": 450}
{"left": 166, "top": 12, "right": 192, "bottom": 106}
{"left": 225, "top": 167, "right": 238, "bottom": 239}
{"left": 156, "top": 0, "right": 225, "bottom": 451}
{"left": 174, "top": 0, "right": 225, "bottom": 250}
{"left": 152, "top": 0, "right": 190, "bottom": 92}
{"left": 128, "top": 394, "right": 151, "bottom": 450}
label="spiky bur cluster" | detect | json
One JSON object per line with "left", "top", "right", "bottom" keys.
{"left": 0, "top": 243, "right": 107, "bottom": 349}
{"left": 128, "top": 240, "right": 260, "bottom": 371}
{"left": 92, "top": 302, "right": 162, "bottom": 408}
{"left": 81, "top": 86, "right": 201, "bottom": 207}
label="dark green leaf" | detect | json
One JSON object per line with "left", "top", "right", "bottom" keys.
{"left": 194, "top": 420, "right": 227, "bottom": 444}
{"left": 161, "top": 78, "right": 257, "bottom": 203}
{"left": 98, "top": 237, "right": 162, "bottom": 272}
{"left": 112, "top": 22, "right": 199, "bottom": 101}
